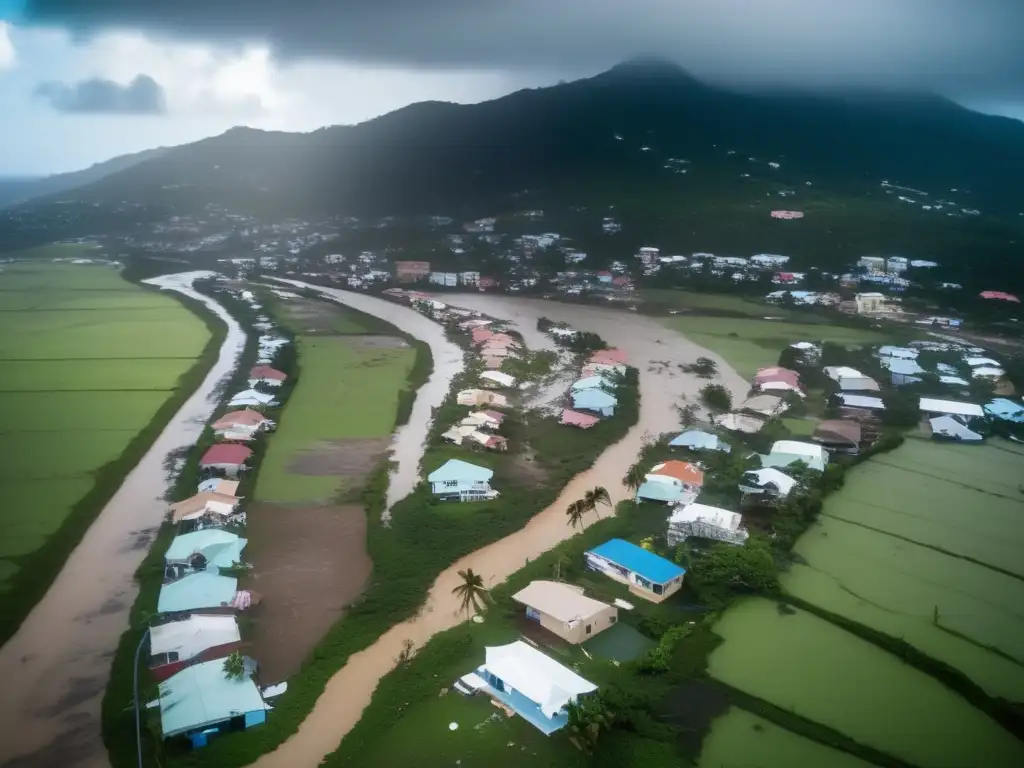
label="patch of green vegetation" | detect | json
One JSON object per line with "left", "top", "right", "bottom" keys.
{"left": 640, "top": 288, "right": 803, "bottom": 320}
{"left": 0, "top": 262, "right": 222, "bottom": 645}
{"left": 255, "top": 336, "right": 415, "bottom": 503}
{"left": 707, "top": 598, "right": 1024, "bottom": 768}
{"left": 662, "top": 316, "right": 891, "bottom": 379}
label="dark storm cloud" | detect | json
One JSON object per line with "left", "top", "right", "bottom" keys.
{"left": 20, "top": 0, "right": 1024, "bottom": 98}
{"left": 34, "top": 74, "right": 166, "bottom": 114}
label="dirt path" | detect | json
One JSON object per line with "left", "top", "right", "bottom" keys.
{"left": 0, "top": 272, "right": 246, "bottom": 768}
{"left": 249, "top": 294, "right": 749, "bottom": 768}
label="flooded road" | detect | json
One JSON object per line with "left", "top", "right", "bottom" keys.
{"left": 274, "top": 280, "right": 464, "bottom": 516}
{"left": 249, "top": 294, "right": 749, "bottom": 768}
{"left": 0, "top": 272, "right": 246, "bottom": 768}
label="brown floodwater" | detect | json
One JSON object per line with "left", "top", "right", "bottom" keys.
{"left": 248, "top": 294, "right": 749, "bottom": 768}
{"left": 0, "top": 272, "right": 246, "bottom": 768}
{"left": 273, "top": 280, "right": 465, "bottom": 517}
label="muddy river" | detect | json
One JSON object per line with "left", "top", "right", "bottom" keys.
{"left": 273, "top": 280, "right": 465, "bottom": 516}
{"left": 0, "top": 272, "right": 246, "bottom": 768}
{"left": 249, "top": 294, "right": 749, "bottom": 768}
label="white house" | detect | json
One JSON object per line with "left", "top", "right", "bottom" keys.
{"left": 918, "top": 398, "right": 985, "bottom": 419}
{"left": 761, "top": 440, "right": 828, "bottom": 472}
{"left": 667, "top": 504, "right": 748, "bottom": 547}
{"left": 480, "top": 371, "right": 516, "bottom": 388}
{"left": 228, "top": 390, "right": 278, "bottom": 408}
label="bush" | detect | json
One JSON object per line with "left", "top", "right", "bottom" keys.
{"left": 699, "top": 384, "right": 732, "bottom": 413}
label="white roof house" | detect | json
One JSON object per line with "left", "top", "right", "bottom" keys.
{"left": 739, "top": 468, "right": 798, "bottom": 498}
{"left": 972, "top": 367, "right": 1005, "bottom": 379}
{"left": 713, "top": 412, "right": 767, "bottom": 434}
{"left": 481, "top": 641, "right": 597, "bottom": 719}
{"left": 930, "top": 416, "right": 984, "bottom": 442}
{"left": 876, "top": 346, "right": 919, "bottom": 360}
{"left": 919, "top": 398, "right": 985, "bottom": 418}
{"left": 837, "top": 393, "right": 886, "bottom": 411}
{"left": 964, "top": 357, "right": 1000, "bottom": 368}
{"left": 228, "top": 390, "right": 277, "bottom": 407}
{"left": 512, "top": 581, "right": 610, "bottom": 626}
{"left": 667, "top": 504, "right": 748, "bottom": 547}
{"left": 762, "top": 440, "right": 828, "bottom": 472}
{"left": 150, "top": 615, "right": 241, "bottom": 664}
{"left": 824, "top": 366, "right": 864, "bottom": 381}
{"left": 480, "top": 371, "right": 517, "bottom": 388}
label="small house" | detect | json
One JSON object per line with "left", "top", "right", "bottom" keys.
{"left": 812, "top": 420, "right": 861, "bottom": 454}
{"left": 157, "top": 572, "right": 239, "bottom": 614}
{"left": 837, "top": 375, "right": 882, "bottom": 393}
{"left": 667, "top": 504, "right": 748, "bottom": 546}
{"left": 585, "top": 539, "right": 686, "bottom": 603}
{"left": 158, "top": 658, "right": 268, "bottom": 747}
{"left": 883, "top": 358, "right": 925, "bottom": 386}
{"left": 512, "top": 580, "right": 618, "bottom": 644}
{"left": 427, "top": 459, "right": 496, "bottom": 502}
{"left": 918, "top": 398, "right": 984, "bottom": 420}
{"left": 248, "top": 366, "right": 287, "bottom": 388}
{"left": 636, "top": 460, "right": 704, "bottom": 505}
{"left": 197, "top": 478, "right": 239, "bottom": 495}
{"left": 713, "top": 412, "right": 767, "bottom": 434}
{"left": 930, "top": 416, "right": 984, "bottom": 443}
{"left": 199, "top": 444, "right": 253, "bottom": 476}
{"left": 480, "top": 371, "right": 517, "bottom": 389}
{"left": 469, "top": 641, "right": 597, "bottom": 734}
{"left": 571, "top": 389, "right": 617, "bottom": 418}
{"left": 669, "top": 430, "right": 730, "bottom": 452}
{"left": 739, "top": 468, "right": 797, "bottom": 499}
{"left": 761, "top": 440, "right": 828, "bottom": 472}
{"left": 560, "top": 409, "right": 600, "bottom": 429}
{"left": 985, "top": 399, "right": 1024, "bottom": 423}
{"left": 227, "top": 389, "right": 277, "bottom": 409}
{"left": 823, "top": 366, "right": 865, "bottom": 382}
{"left": 835, "top": 393, "right": 886, "bottom": 413}
{"left": 212, "top": 410, "right": 274, "bottom": 436}
{"left": 739, "top": 394, "right": 788, "bottom": 418}
{"left": 165, "top": 530, "right": 247, "bottom": 575}
{"left": 457, "top": 389, "right": 509, "bottom": 408}
{"left": 570, "top": 375, "right": 616, "bottom": 392}
{"left": 170, "top": 491, "right": 240, "bottom": 525}
{"left": 149, "top": 615, "right": 243, "bottom": 682}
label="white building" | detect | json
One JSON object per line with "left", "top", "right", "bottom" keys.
{"left": 858, "top": 256, "right": 886, "bottom": 272}
{"left": 459, "top": 271, "right": 481, "bottom": 286}
{"left": 429, "top": 272, "right": 458, "bottom": 287}
{"left": 637, "top": 247, "right": 660, "bottom": 265}
{"left": 667, "top": 504, "right": 748, "bottom": 547}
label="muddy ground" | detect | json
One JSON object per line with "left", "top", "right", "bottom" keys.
{"left": 287, "top": 436, "right": 391, "bottom": 477}
{"left": 244, "top": 502, "right": 373, "bottom": 682}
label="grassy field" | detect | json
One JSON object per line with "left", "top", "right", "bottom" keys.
{"left": 640, "top": 288, "right": 806, "bottom": 320}
{"left": 255, "top": 335, "right": 415, "bottom": 503}
{"left": 661, "top": 315, "right": 891, "bottom": 379}
{"left": 0, "top": 263, "right": 209, "bottom": 601}
{"left": 707, "top": 599, "right": 1024, "bottom": 768}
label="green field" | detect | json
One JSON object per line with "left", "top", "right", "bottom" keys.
{"left": 0, "top": 263, "right": 209, "bottom": 599}
{"left": 699, "top": 708, "right": 875, "bottom": 768}
{"left": 708, "top": 599, "right": 1024, "bottom": 768}
{"left": 640, "top": 288, "right": 805, "bottom": 320}
{"left": 255, "top": 335, "right": 415, "bottom": 503}
{"left": 661, "top": 316, "right": 889, "bottom": 378}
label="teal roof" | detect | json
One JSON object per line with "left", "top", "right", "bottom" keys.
{"left": 165, "top": 530, "right": 247, "bottom": 570}
{"left": 572, "top": 389, "right": 617, "bottom": 409}
{"left": 159, "top": 659, "right": 266, "bottom": 738}
{"left": 587, "top": 539, "right": 685, "bottom": 584}
{"left": 428, "top": 459, "right": 493, "bottom": 483}
{"left": 158, "top": 572, "right": 237, "bottom": 613}
{"left": 636, "top": 480, "right": 686, "bottom": 502}
{"left": 571, "top": 376, "right": 614, "bottom": 391}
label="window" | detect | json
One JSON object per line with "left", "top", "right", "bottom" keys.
{"left": 653, "top": 583, "right": 664, "bottom": 595}
{"left": 444, "top": 480, "right": 458, "bottom": 488}
{"left": 609, "top": 615, "right": 617, "bottom": 624}
{"left": 585, "top": 624, "right": 592, "bottom": 635}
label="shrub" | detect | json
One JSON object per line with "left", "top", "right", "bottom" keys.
{"left": 699, "top": 383, "right": 732, "bottom": 413}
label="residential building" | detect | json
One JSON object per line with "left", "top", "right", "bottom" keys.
{"left": 199, "top": 444, "right": 253, "bottom": 476}
{"left": 812, "top": 420, "right": 862, "bottom": 454}
{"left": 669, "top": 430, "right": 730, "bottom": 453}
{"left": 636, "top": 460, "right": 704, "bottom": 505}
{"left": 459, "top": 271, "right": 480, "bottom": 286}
{"left": 667, "top": 504, "right": 749, "bottom": 546}
{"left": 985, "top": 399, "right": 1024, "bottom": 423}
{"left": 589, "top": 348, "right": 628, "bottom": 366}
{"left": 212, "top": 410, "right": 274, "bottom": 435}
{"left": 394, "top": 260, "right": 431, "bottom": 283}
{"left": 149, "top": 615, "right": 243, "bottom": 682}
{"left": 887, "top": 256, "right": 909, "bottom": 273}
{"left": 854, "top": 292, "right": 887, "bottom": 314}
{"left": 248, "top": 366, "right": 287, "bottom": 388}
{"left": 885, "top": 358, "right": 925, "bottom": 387}
{"left": 456, "top": 389, "right": 508, "bottom": 407}
{"left": 761, "top": 440, "right": 828, "bottom": 472}
{"left": 157, "top": 571, "right": 240, "bottom": 614}
{"left": 158, "top": 659, "right": 268, "bottom": 747}
{"left": 512, "top": 581, "right": 618, "bottom": 644}
{"left": 429, "top": 271, "right": 458, "bottom": 287}
{"left": 585, "top": 539, "right": 686, "bottom": 603}
{"left": 480, "top": 370, "right": 516, "bottom": 389}
{"left": 713, "top": 412, "right": 767, "bottom": 434}
{"left": 858, "top": 255, "right": 886, "bottom": 272}
{"left": 570, "top": 375, "right": 616, "bottom": 392}
{"left": 227, "top": 389, "right": 277, "bottom": 408}
{"left": 930, "top": 416, "right": 984, "bottom": 443}
{"left": 739, "top": 469, "right": 797, "bottom": 499}
{"left": 979, "top": 291, "right": 1020, "bottom": 303}
{"left": 427, "top": 459, "right": 496, "bottom": 501}
{"left": 169, "top": 491, "right": 240, "bottom": 525}
{"left": 571, "top": 388, "right": 617, "bottom": 418}
{"left": 560, "top": 409, "right": 600, "bottom": 429}
{"left": 636, "top": 247, "right": 660, "bottom": 264}
{"left": 468, "top": 641, "right": 597, "bottom": 734}
{"left": 837, "top": 375, "right": 881, "bottom": 393}
{"left": 164, "top": 530, "right": 247, "bottom": 576}
{"left": 740, "top": 394, "right": 788, "bottom": 418}
{"left": 918, "top": 398, "right": 985, "bottom": 419}
{"left": 835, "top": 393, "right": 886, "bottom": 414}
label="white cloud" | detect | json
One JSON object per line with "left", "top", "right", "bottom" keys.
{"left": 0, "top": 21, "right": 15, "bottom": 70}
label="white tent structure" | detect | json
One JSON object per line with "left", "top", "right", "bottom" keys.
{"left": 667, "top": 504, "right": 748, "bottom": 547}
{"left": 481, "top": 641, "right": 597, "bottom": 719}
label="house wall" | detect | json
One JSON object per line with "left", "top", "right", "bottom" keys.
{"left": 244, "top": 709, "right": 267, "bottom": 728}
{"left": 149, "top": 639, "right": 245, "bottom": 682}
{"left": 585, "top": 553, "right": 684, "bottom": 603}
{"left": 526, "top": 605, "right": 619, "bottom": 644}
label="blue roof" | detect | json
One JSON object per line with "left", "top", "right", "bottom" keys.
{"left": 165, "top": 530, "right": 247, "bottom": 570}
{"left": 572, "top": 389, "right": 617, "bottom": 408}
{"left": 427, "top": 458, "right": 493, "bottom": 483}
{"left": 571, "top": 376, "right": 614, "bottom": 391}
{"left": 158, "top": 572, "right": 237, "bottom": 613}
{"left": 985, "top": 398, "right": 1024, "bottom": 421}
{"left": 884, "top": 358, "right": 925, "bottom": 375}
{"left": 587, "top": 539, "right": 685, "bottom": 584}
{"left": 159, "top": 659, "right": 266, "bottom": 737}
{"left": 669, "top": 430, "right": 729, "bottom": 452}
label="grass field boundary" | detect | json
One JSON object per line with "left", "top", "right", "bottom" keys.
{"left": 0, "top": 280, "right": 225, "bottom": 648}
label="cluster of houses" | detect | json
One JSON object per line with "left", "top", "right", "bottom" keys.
{"left": 145, "top": 290, "right": 295, "bottom": 749}
{"left": 561, "top": 346, "right": 627, "bottom": 429}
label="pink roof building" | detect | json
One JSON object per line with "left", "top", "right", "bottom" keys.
{"left": 754, "top": 367, "right": 800, "bottom": 386}
{"left": 980, "top": 291, "right": 1020, "bottom": 303}
{"left": 561, "top": 409, "right": 600, "bottom": 429}
{"left": 771, "top": 211, "right": 805, "bottom": 220}
{"left": 589, "top": 348, "right": 627, "bottom": 365}
{"left": 471, "top": 328, "right": 494, "bottom": 344}
{"left": 200, "top": 444, "right": 253, "bottom": 468}
{"left": 249, "top": 365, "right": 287, "bottom": 382}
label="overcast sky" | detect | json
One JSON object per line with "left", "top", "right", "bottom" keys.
{"left": 1, "top": 0, "right": 1022, "bottom": 176}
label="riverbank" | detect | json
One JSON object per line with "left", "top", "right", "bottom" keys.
{"left": 0, "top": 271, "right": 245, "bottom": 767}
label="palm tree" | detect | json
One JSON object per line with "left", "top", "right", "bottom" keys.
{"left": 222, "top": 650, "right": 246, "bottom": 680}
{"left": 565, "top": 499, "right": 588, "bottom": 529}
{"left": 583, "top": 486, "right": 612, "bottom": 518}
{"left": 451, "top": 568, "right": 489, "bottom": 616}
{"left": 623, "top": 462, "right": 646, "bottom": 493}
{"left": 565, "top": 696, "right": 614, "bottom": 754}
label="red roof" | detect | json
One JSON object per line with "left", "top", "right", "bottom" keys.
{"left": 980, "top": 291, "right": 1020, "bottom": 303}
{"left": 755, "top": 367, "right": 800, "bottom": 386}
{"left": 213, "top": 409, "right": 267, "bottom": 428}
{"left": 200, "top": 444, "right": 253, "bottom": 466}
{"left": 560, "top": 409, "right": 600, "bottom": 428}
{"left": 612, "top": 276, "right": 631, "bottom": 286}
{"left": 471, "top": 328, "right": 494, "bottom": 344}
{"left": 481, "top": 410, "right": 506, "bottom": 423}
{"left": 249, "top": 365, "right": 287, "bottom": 381}
{"left": 589, "top": 348, "right": 627, "bottom": 365}
{"left": 648, "top": 460, "right": 705, "bottom": 487}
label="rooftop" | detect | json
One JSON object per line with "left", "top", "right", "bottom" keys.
{"left": 511, "top": 581, "right": 611, "bottom": 623}
{"left": 587, "top": 539, "right": 686, "bottom": 584}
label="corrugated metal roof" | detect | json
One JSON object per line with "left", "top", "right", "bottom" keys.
{"left": 587, "top": 539, "right": 685, "bottom": 584}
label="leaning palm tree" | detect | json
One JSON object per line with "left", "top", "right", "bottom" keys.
{"left": 451, "top": 568, "right": 489, "bottom": 616}
{"left": 583, "top": 486, "right": 612, "bottom": 517}
{"left": 623, "top": 462, "right": 646, "bottom": 493}
{"left": 565, "top": 499, "right": 588, "bottom": 529}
